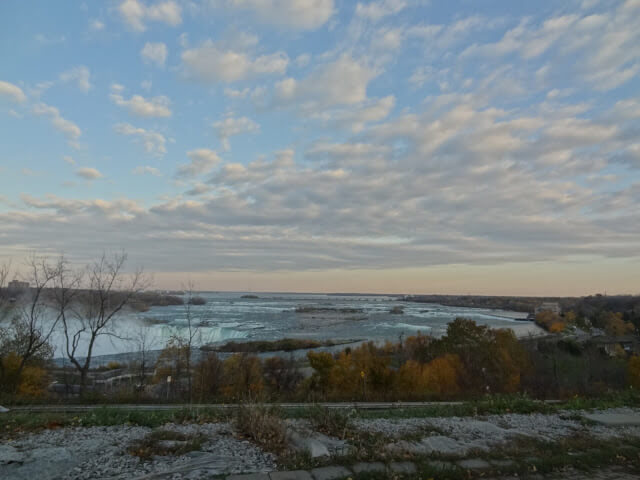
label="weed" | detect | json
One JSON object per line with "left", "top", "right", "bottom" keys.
{"left": 128, "top": 429, "right": 206, "bottom": 460}
{"left": 233, "top": 404, "right": 288, "bottom": 454}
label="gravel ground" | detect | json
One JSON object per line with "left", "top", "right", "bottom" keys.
{"left": 1, "top": 423, "right": 276, "bottom": 480}
{"left": 354, "top": 407, "right": 640, "bottom": 454}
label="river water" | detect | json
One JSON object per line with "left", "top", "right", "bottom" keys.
{"left": 46, "top": 292, "right": 542, "bottom": 362}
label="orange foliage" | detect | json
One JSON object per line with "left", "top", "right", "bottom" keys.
{"left": 549, "top": 322, "right": 566, "bottom": 333}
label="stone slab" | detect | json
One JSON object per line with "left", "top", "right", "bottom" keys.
{"left": 0, "top": 444, "right": 24, "bottom": 465}
{"left": 490, "top": 459, "right": 515, "bottom": 468}
{"left": 351, "top": 462, "right": 386, "bottom": 474}
{"left": 428, "top": 460, "right": 455, "bottom": 470}
{"left": 227, "top": 474, "right": 270, "bottom": 480}
{"left": 270, "top": 471, "right": 314, "bottom": 480}
{"left": 389, "top": 462, "right": 417, "bottom": 474}
{"left": 584, "top": 413, "right": 640, "bottom": 426}
{"left": 457, "top": 458, "right": 491, "bottom": 470}
{"left": 310, "top": 465, "right": 352, "bottom": 480}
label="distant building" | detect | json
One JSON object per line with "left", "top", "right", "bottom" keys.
{"left": 591, "top": 335, "right": 640, "bottom": 356}
{"left": 535, "top": 302, "right": 561, "bottom": 315}
{"left": 7, "top": 280, "right": 29, "bottom": 290}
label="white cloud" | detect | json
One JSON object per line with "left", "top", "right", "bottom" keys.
{"left": 114, "top": 123, "right": 167, "bottom": 155}
{"left": 32, "top": 103, "right": 82, "bottom": 142}
{"left": 224, "top": 87, "right": 250, "bottom": 99}
{"left": 132, "top": 165, "right": 162, "bottom": 176}
{"left": 117, "top": 0, "right": 182, "bottom": 32}
{"left": 213, "top": 0, "right": 334, "bottom": 30}
{"left": 459, "top": 4, "right": 640, "bottom": 91}
{"left": 176, "top": 149, "right": 221, "bottom": 178}
{"left": 275, "top": 55, "right": 376, "bottom": 108}
{"left": 110, "top": 86, "right": 172, "bottom": 118}
{"left": 0, "top": 80, "right": 27, "bottom": 103}
{"left": 212, "top": 115, "right": 260, "bottom": 150}
{"left": 75, "top": 167, "right": 103, "bottom": 180}
{"left": 63, "top": 155, "right": 76, "bottom": 165}
{"left": 355, "top": 0, "right": 407, "bottom": 22}
{"left": 181, "top": 40, "right": 288, "bottom": 83}
{"left": 89, "top": 19, "right": 105, "bottom": 31}
{"left": 336, "top": 95, "right": 395, "bottom": 132}
{"left": 59, "top": 66, "right": 91, "bottom": 93}
{"left": 141, "top": 42, "right": 168, "bottom": 67}
{"left": 371, "top": 27, "right": 403, "bottom": 51}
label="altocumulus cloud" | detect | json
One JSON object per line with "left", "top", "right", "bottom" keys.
{"left": 75, "top": 167, "right": 104, "bottom": 180}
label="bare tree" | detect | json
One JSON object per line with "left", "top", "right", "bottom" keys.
{"left": 0, "top": 260, "right": 12, "bottom": 386}
{"left": 181, "top": 282, "right": 203, "bottom": 402}
{"left": 0, "top": 260, "right": 10, "bottom": 310}
{"left": 58, "top": 252, "right": 146, "bottom": 392}
{"left": 8, "top": 255, "right": 64, "bottom": 387}
{"left": 130, "top": 324, "right": 159, "bottom": 389}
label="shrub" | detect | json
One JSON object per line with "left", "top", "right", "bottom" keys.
{"left": 233, "top": 404, "right": 287, "bottom": 454}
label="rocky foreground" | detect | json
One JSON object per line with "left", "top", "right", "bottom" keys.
{"left": 1, "top": 407, "right": 640, "bottom": 479}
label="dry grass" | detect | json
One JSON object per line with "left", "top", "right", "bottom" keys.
{"left": 128, "top": 429, "right": 206, "bottom": 460}
{"left": 233, "top": 404, "right": 288, "bottom": 454}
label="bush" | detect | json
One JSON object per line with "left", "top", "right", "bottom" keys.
{"left": 233, "top": 404, "right": 287, "bottom": 453}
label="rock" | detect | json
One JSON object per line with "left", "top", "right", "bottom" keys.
{"left": 310, "top": 465, "right": 352, "bottom": 480}
{"left": 420, "top": 435, "right": 468, "bottom": 454}
{"left": 389, "top": 462, "right": 417, "bottom": 474}
{"left": 156, "top": 440, "right": 189, "bottom": 450}
{"left": 584, "top": 413, "right": 640, "bottom": 426}
{"left": 270, "top": 471, "right": 314, "bottom": 480}
{"left": 287, "top": 431, "right": 330, "bottom": 458}
{"left": 0, "top": 445, "right": 24, "bottom": 465}
{"left": 351, "top": 462, "right": 386, "bottom": 474}
{"left": 457, "top": 458, "right": 491, "bottom": 470}
{"left": 227, "top": 474, "right": 270, "bottom": 480}
{"left": 428, "top": 460, "right": 455, "bottom": 470}
{"left": 490, "top": 459, "right": 515, "bottom": 468}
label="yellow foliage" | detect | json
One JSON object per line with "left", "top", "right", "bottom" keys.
{"left": 17, "top": 365, "right": 47, "bottom": 397}
{"left": 423, "top": 354, "right": 463, "bottom": 397}
{"left": 1, "top": 351, "right": 48, "bottom": 397}
{"left": 604, "top": 313, "right": 635, "bottom": 336}
{"left": 222, "top": 354, "right": 263, "bottom": 400}
{"left": 628, "top": 356, "right": 640, "bottom": 389}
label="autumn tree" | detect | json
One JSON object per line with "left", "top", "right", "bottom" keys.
{"left": 603, "top": 312, "right": 635, "bottom": 336}
{"left": 155, "top": 335, "right": 189, "bottom": 399}
{"left": 433, "top": 318, "right": 529, "bottom": 394}
{"left": 222, "top": 353, "right": 264, "bottom": 400}
{"left": 193, "top": 352, "right": 224, "bottom": 402}
{"left": 263, "top": 355, "right": 302, "bottom": 397}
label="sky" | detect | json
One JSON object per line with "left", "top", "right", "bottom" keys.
{"left": 0, "top": 0, "right": 639, "bottom": 296}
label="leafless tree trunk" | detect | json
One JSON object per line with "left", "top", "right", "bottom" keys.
{"left": 57, "top": 252, "right": 146, "bottom": 394}
{"left": 130, "top": 325, "right": 158, "bottom": 389}
{"left": 0, "top": 261, "right": 12, "bottom": 385}
{"left": 182, "top": 282, "right": 203, "bottom": 403}
{"left": 10, "top": 255, "right": 65, "bottom": 387}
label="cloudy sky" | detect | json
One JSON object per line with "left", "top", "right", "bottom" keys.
{"left": 1, "top": 0, "right": 639, "bottom": 295}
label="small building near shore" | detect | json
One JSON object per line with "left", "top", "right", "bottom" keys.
{"left": 591, "top": 335, "right": 640, "bottom": 356}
